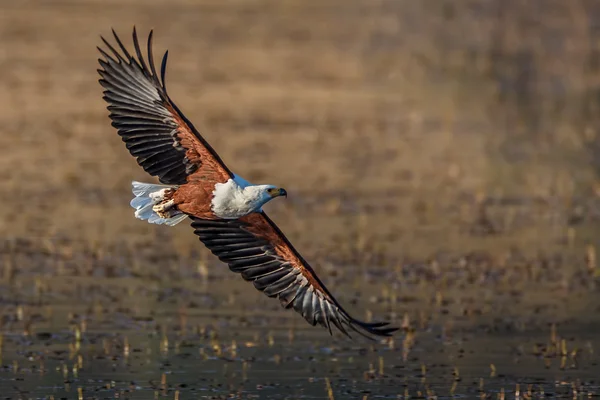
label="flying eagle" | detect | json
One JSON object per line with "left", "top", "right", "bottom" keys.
{"left": 97, "top": 28, "right": 397, "bottom": 339}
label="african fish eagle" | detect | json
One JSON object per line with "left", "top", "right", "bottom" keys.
{"left": 97, "top": 28, "right": 397, "bottom": 339}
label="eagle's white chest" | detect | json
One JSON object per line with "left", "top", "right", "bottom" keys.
{"left": 211, "top": 176, "right": 267, "bottom": 219}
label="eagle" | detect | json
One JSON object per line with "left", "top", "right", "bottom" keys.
{"left": 97, "top": 28, "right": 397, "bottom": 339}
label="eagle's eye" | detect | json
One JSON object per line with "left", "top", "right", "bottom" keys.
{"left": 267, "top": 188, "right": 278, "bottom": 195}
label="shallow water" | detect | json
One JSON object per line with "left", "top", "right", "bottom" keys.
{"left": 1, "top": 245, "right": 600, "bottom": 399}
{"left": 2, "top": 322, "right": 599, "bottom": 398}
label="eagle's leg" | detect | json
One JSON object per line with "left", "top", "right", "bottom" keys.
{"left": 153, "top": 199, "right": 179, "bottom": 218}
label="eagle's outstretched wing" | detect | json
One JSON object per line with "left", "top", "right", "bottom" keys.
{"left": 97, "top": 28, "right": 232, "bottom": 185}
{"left": 191, "top": 212, "right": 398, "bottom": 339}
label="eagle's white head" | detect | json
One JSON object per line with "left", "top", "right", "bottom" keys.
{"left": 244, "top": 185, "right": 288, "bottom": 205}
{"left": 211, "top": 178, "right": 287, "bottom": 219}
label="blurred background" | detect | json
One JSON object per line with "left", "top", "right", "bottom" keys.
{"left": 1, "top": 0, "right": 599, "bottom": 259}
{"left": 1, "top": 0, "right": 600, "bottom": 397}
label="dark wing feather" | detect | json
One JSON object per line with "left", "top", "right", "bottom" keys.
{"left": 191, "top": 213, "right": 398, "bottom": 339}
{"left": 97, "top": 28, "right": 232, "bottom": 185}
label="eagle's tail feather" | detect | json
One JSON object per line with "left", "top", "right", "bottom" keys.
{"left": 130, "top": 181, "right": 187, "bottom": 226}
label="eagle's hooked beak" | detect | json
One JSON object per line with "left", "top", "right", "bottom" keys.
{"left": 267, "top": 187, "right": 287, "bottom": 198}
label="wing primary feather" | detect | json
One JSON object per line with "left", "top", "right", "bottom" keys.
{"left": 202, "top": 237, "right": 260, "bottom": 246}
{"left": 208, "top": 242, "right": 262, "bottom": 253}
{"left": 327, "top": 304, "right": 351, "bottom": 338}
{"left": 147, "top": 30, "right": 160, "bottom": 86}
{"left": 311, "top": 294, "right": 321, "bottom": 326}
{"left": 217, "top": 247, "right": 268, "bottom": 260}
{"left": 112, "top": 28, "right": 133, "bottom": 61}
{"left": 262, "top": 274, "right": 297, "bottom": 297}
{"left": 132, "top": 27, "right": 149, "bottom": 77}
{"left": 292, "top": 286, "right": 308, "bottom": 314}
{"left": 346, "top": 320, "right": 378, "bottom": 340}
{"left": 224, "top": 253, "right": 272, "bottom": 267}
{"left": 281, "top": 279, "right": 307, "bottom": 309}
{"left": 244, "top": 266, "right": 284, "bottom": 282}
{"left": 301, "top": 287, "right": 314, "bottom": 322}
{"left": 319, "top": 297, "right": 333, "bottom": 335}
{"left": 237, "top": 259, "right": 281, "bottom": 274}
{"left": 352, "top": 319, "right": 398, "bottom": 337}
{"left": 99, "top": 37, "right": 125, "bottom": 64}
{"left": 160, "top": 51, "right": 169, "bottom": 89}
{"left": 97, "top": 47, "right": 117, "bottom": 65}
{"left": 360, "top": 321, "right": 391, "bottom": 328}
{"left": 305, "top": 290, "right": 319, "bottom": 326}
{"left": 110, "top": 109, "right": 165, "bottom": 121}
{"left": 237, "top": 261, "right": 282, "bottom": 278}
{"left": 252, "top": 268, "right": 290, "bottom": 289}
